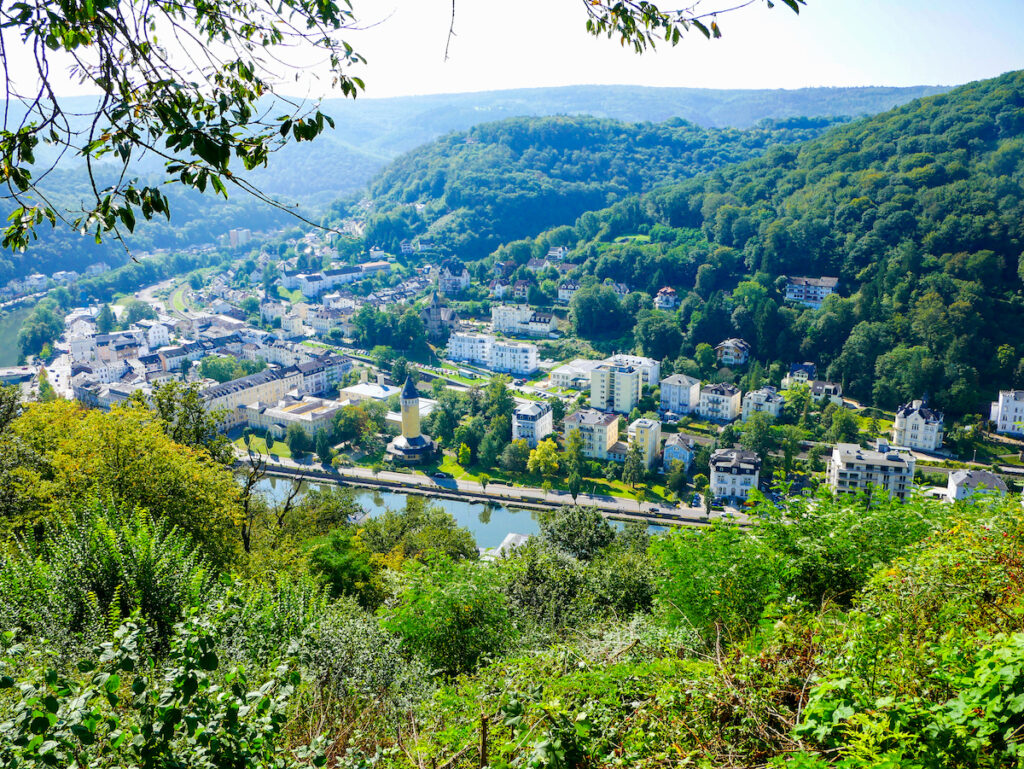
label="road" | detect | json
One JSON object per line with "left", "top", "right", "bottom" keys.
{"left": 235, "top": 448, "right": 750, "bottom": 528}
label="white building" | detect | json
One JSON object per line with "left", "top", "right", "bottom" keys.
{"left": 893, "top": 399, "right": 944, "bottom": 452}
{"left": 697, "top": 382, "right": 741, "bottom": 422}
{"left": 490, "top": 304, "right": 557, "bottom": 337}
{"left": 809, "top": 380, "right": 844, "bottom": 406}
{"left": 203, "top": 366, "right": 304, "bottom": 429}
{"left": 590, "top": 363, "right": 642, "bottom": 414}
{"left": 557, "top": 280, "right": 580, "bottom": 303}
{"left": 628, "top": 418, "right": 662, "bottom": 469}
{"left": 710, "top": 449, "right": 761, "bottom": 502}
{"left": 242, "top": 395, "right": 344, "bottom": 438}
{"left": 742, "top": 386, "right": 785, "bottom": 421}
{"left": 991, "top": 390, "right": 1024, "bottom": 437}
{"left": 550, "top": 359, "right": 603, "bottom": 389}
{"left": 947, "top": 469, "right": 1007, "bottom": 502}
{"left": 512, "top": 401, "right": 553, "bottom": 447}
{"left": 827, "top": 441, "right": 915, "bottom": 502}
{"left": 654, "top": 287, "right": 679, "bottom": 310}
{"left": 660, "top": 373, "right": 701, "bottom": 416}
{"left": 715, "top": 338, "right": 751, "bottom": 367}
{"left": 447, "top": 332, "right": 493, "bottom": 367}
{"left": 604, "top": 354, "right": 660, "bottom": 387}
{"left": 491, "top": 340, "right": 539, "bottom": 376}
{"left": 439, "top": 259, "right": 470, "bottom": 296}
{"left": 564, "top": 409, "right": 620, "bottom": 460}
{"left": 785, "top": 276, "right": 839, "bottom": 309}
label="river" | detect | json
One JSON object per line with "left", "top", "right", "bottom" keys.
{"left": 0, "top": 304, "right": 33, "bottom": 367}
{"left": 255, "top": 477, "right": 542, "bottom": 549}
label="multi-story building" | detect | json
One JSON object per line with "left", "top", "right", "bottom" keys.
{"left": 654, "top": 286, "right": 679, "bottom": 310}
{"left": 697, "top": 382, "right": 741, "bottom": 422}
{"left": 947, "top": 469, "right": 1007, "bottom": 501}
{"left": 564, "top": 409, "right": 620, "bottom": 460}
{"left": 715, "top": 338, "right": 751, "bottom": 367}
{"left": 557, "top": 280, "right": 580, "bottom": 303}
{"left": 660, "top": 373, "right": 701, "bottom": 415}
{"left": 628, "top": 418, "right": 662, "bottom": 469}
{"left": 742, "top": 386, "right": 785, "bottom": 421}
{"left": 491, "top": 340, "right": 539, "bottom": 376}
{"left": 550, "top": 359, "right": 603, "bottom": 389}
{"left": 447, "top": 332, "right": 493, "bottom": 367}
{"left": 710, "top": 449, "right": 762, "bottom": 502}
{"left": 604, "top": 354, "right": 660, "bottom": 387}
{"left": 296, "top": 354, "right": 352, "bottom": 396}
{"left": 242, "top": 395, "right": 344, "bottom": 438}
{"left": 782, "top": 362, "right": 817, "bottom": 389}
{"left": 438, "top": 259, "right": 470, "bottom": 296}
{"left": 590, "top": 363, "right": 642, "bottom": 414}
{"left": 662, "top": 433, "right": 695, "bottom": 472}
{"left": 809, "top": 380, "right": 844, "bottom": 406}
{"left": 827, "top": 441, "right": 915, "bottom": 502}
{"left": 203, "top": 366, "right": 303, "bottom": 428}
{"left": 512, "top": 401, "right": 553, "bottom": 447}
{"left": 991, "top": 390, "right": 1024, "bottom": 437}
{"left": 893, "top": 399, "right": 944, "bottom": 452}
{"left": 491, "top": 304, "right": 557, "bottom": 337}
{"left": 785, "top": 276, "right": 839, "bottom": 309}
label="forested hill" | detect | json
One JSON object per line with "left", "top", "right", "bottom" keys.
{"left": 356, "top": 115, "right": 849, "bottom": 258}
{"left": 513, "top": 70, "right": 1024, "bottom": 417}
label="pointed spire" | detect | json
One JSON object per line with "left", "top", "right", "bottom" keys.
{"left": 401, "top": 375, "right": 419, "bottom": 400}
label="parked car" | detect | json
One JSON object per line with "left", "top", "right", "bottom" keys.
{"left": 432, "top": 471, "right": 452, "bottom": 479}
{"left": 691, "top": 494, "right": 701, "bottom": 507}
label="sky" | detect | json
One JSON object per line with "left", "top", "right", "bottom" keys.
{"left": 4, "top": 0, "right": 1024, "bottom": 100}
{"left": 331, "top": 0, "right": 1024, "bottom": 98}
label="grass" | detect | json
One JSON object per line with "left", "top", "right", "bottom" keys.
{"left": 235, "top": 435, "right": 292, "bottom": 459}
{"left": 276, "top": 285, "right": 305, "bottom": 304}
{"left": 422, "top": 452, "right": 672, "bottom": 504}
{"left": 169, "top": 284, "right": 190, "bottom": 314}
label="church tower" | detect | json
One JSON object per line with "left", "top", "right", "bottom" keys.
{"left": 400, "top": 376, "right": 421, "bottom": 440}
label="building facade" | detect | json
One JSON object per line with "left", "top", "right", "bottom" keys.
{"left": 991, "top": 390, "right": 1024, "bottom": 437}
{"left": 590, "top": 363, "right": 642, "bottom": 414}
{"left": 564, "top": 409, "right": 620, "bottom": 460}
{"left": 785, "top": 276, "right": 839, "bottom": 308}
{"left": 662, "top": 433, "right": 695, "bottom": 472}
{"left": 893, "top": 399, "right": 944, "bottom": 451}
{"left": 742, "top": 386, "right": 785, "bottom": 421}
{"left": 660, "top": 373, "right": 701, "bottom": 415}
{"left": 512, "top": 401, "right": 553, "bottom": 447}
{"left": 710, "top": 449, "right": 761, "bottom": 502}
{"left": 697, "top": 382, "right": 742, "bottom": 422}
{"left": 628, "top": 418, "right": 662, "bottom": 469}
{"left": 827, "top": 441, "right": 915, "bottom": 502}
{"left": 715, "top": 338, "right": 751, "bottom": 366}
{"left": 490, "top": 340, "right": 539, "bottom": 376}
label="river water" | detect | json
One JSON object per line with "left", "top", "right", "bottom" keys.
{"left": 254, "top": 476, "right": 542, "bottom": 549}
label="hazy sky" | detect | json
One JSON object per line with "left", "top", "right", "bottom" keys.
{"left": 334, "top": 0, "right": 1024, "bottom": 98}
{"left": 6, "top": 0, "right": 1024, "bottom": 100}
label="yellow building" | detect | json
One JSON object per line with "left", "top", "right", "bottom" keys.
{"left": 385, "top": 377, "right": 436, "bottom": 464}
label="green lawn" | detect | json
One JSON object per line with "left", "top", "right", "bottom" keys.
{"left": 235, "top": 435, "right": 292, "bottom": 459}
{"left": 427, "top": 453, "right": 672, "bottom": 504}
{"left": 170, "top": 284, "right": 190, "bottom": 313}
{"left": 276, "top": 285, "right": 305, "bottom": 304}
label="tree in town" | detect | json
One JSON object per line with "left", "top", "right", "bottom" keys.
{"left": 622, "top": 441, "right": 646, "bottom": 488}
{"left": 479, "top": 473, "right": 490, "bottom": 493}
{"left": 264, "top": 428, "right": 275, "bottom": 450}
{"left": 315, "top": 428, "right": 333, "bottom": 464}
{"left": 567, "top": 472, "right": 583, "bottom": 503}
{"left": 95, "top": 303, "right": 116, "bottom": 334}
{"left": 827, "top": 407, "right": 861, "bottom": 444}
{"left": 740, "top": 411, "right": 776, "bottom": 462}
{"left": 563, "top": 428, "right": 586, "bottom": 479}
{"left": 286, "top": 423, "right": 309, "bottom": 459}
{"left": 695, "top": 343, "right": 717, "bottom": 376}
{"left": 137, "top": 380, "right": 232, "bottom": 464}
{"left": 499, "top": 438, "right": 531, "bottom": 473}
{"left": 666, "top": 459, "right": 688, "bottom": 496}
{"left": 780, "top": 424, "right": 803, "bottom": 475}
{"left": 528, "top": 438, "right": 560, "bottom": 477}
{"left": 458, "top": 442, "right": 472, "bottom": 466}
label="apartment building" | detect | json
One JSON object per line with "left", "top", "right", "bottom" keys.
{"left": 590, "top": 363, "right": 642, "bottom": 414}
{"left": 447, "top": 331, "right": 493, "bottom": 367}
{"left": 742, "top": 386, "right": 785, "bottom": 421}
{"left": 660, "top": 373, "right": 701, "bottom": 415}
{"left": 785, "top": 276, "right": 839, "bottom": 308}
{"left": 947, "top": 469, "right": 1007, "bottom": 501}
{"left": 990, "top": 390, "right": 1024, "bottom": 437}
{"left": 782, "top": 362, "right": 817, "bottom": 389}
{"left": 490, "top": 304, "right": 557, "bottom": 337}
{"left": 710, "top": 449, "right": 762, "bottom": 502}
{"left": 491, "top": 340, "right": 539, "bottom": 376}
{"left": 203, "top": 366, "right": 303, "bottom": 428}
{"left": 662, "top": 433, "right": 695, "bottom": 472}
{"left": 604, "top": 354, "right": 660, "bottom": 387}
{"left": 512, "top": 401, "right": 553, "bottom": 447}
{"left": 654, "top": 286, "right": 679, "bottom": 310}
{"left": 893, "top": 399, "right": 944, "bottom": 451}
{"left": 715, "top": 338, "right": 751, "bottom": 366}
{"left": 697, "top": 382, "right": 741, "bottom": 422}
{"left": 564, "top": 409, "right": 620, "bottom": 460}
{"left": 628, "top": 418, "right": 662, "bottom": 469}
{"left": 827, "top": 441, "right": 915, "bottom": 502}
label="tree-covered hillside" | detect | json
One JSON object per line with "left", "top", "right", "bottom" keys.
{"left": 502, "top": 70, "right": 1024, "bottom": 417}
{"left": 359, "top": 115, "right": 848, "bottom": 258}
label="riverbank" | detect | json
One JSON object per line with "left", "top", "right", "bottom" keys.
{"left": 237, "top": 451, "right": 749, "bottom": 529}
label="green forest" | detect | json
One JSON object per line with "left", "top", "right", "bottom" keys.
{"left": 3, "top": 386, "right": 1024, "bottom": 769}
{"left": 357, "top": 115, "right": 848, "bottom": 258}
{"left": 458, "top": 71, "right": 1024, "bottom": 417}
